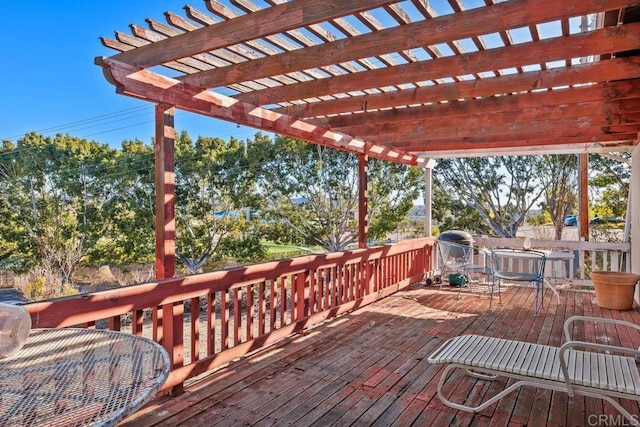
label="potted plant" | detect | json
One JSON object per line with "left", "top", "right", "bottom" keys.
{"left": 591, "top": 271, "right": 640, "bottom": 310}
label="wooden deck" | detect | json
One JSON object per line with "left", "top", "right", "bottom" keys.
{"left": 122, "top": 283, "right": 640, "bottom": 426}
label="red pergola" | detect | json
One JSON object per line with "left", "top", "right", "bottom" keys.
{"left": 96, "top": 0, "right": 640, "bottom": 280}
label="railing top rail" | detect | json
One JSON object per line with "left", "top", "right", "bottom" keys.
{"left": 473, "top": 236, "right": 630, "bottom": 252}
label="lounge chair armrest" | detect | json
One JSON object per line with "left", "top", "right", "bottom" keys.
{"left": 563, "top": 315, "right": 640, "bottom": 343}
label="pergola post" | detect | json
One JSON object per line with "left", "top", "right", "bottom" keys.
{"left": 423, "top": 159, "right": 435, "bottom": 237}
{"left": 631, "top": 146, "right": 640, "bottom": 302}
{"left": 154, "top": 104, "right": 176, "bottom": 279}
{"left": 578, "top": 153, "right": 589, "bottom": 242}
{"left": 154, "top": 104, "right": 184, "bottom": 395}
{"left": 358, "top": 154, "right": 368, "bottom": 249}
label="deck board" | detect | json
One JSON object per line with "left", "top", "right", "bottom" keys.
{"left": 121, "top": 284, "right": 640, "bottom": 426}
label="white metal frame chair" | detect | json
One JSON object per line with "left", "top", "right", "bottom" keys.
{"left": 428, "top": 316, "right": 640, "bottom": 425}
{"left": 490, "top": 248, "right": 546, "bottom": 315}
{"left": 434, "top": 240, "right": 491, "bottom": 297}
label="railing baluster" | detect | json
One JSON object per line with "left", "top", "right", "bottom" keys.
{"left": 207, "top": 292, "right": 216, "bottom": 355}
{"left": 247, "top": 284, "right": 254, "bottom": 341}
{"left": 269, "top": 279, "right": 276, "bottom": 331}
{"left": 190, "top": 297, "right": 200, "bottom": 362}
{"left": 109, "top": 315, "right": 121, "bottom": 331}
{"left": 221, "top": 290, "right": 229, "bottom": 351}
{"left": 234, "top": 288, "right": 242, "bottom": 347}
{"left": 258, "top": 282, "right": 266, "bottom": 335}
{"left": 132, "top": 309, "right": 144, "bottom": 336}
{"left": 279, "top": 277, "right": 286, "bottom": 327}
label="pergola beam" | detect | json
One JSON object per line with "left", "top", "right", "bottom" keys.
{"left": 389, "top": 133, "right": 639, "bottom": 150}
{"left": 312, "top": 87, "right": 640, "bottom": 129}
{"left": 95, "top": 57, "right": 420, "bottom": 166}
{"left": 357, "top": 116, "right": 640, "bottom": 143}
{"left": 413, "top": 141, "right": 637, "bottom": 158}
{"left": 328, "top": 104, "right": 640, "bottom": 139}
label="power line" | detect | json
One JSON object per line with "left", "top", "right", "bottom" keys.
{"left": 1, "top": 105, "right": 152, "bottom": 141}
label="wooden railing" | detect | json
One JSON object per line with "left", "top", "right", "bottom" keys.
{"left": 471, "top": 237, "right": 631, "bottom": 286}
{"left": 24, "top": 238, "right": 434, "bottom": 393}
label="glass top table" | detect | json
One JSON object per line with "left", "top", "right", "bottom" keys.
{"left": 0, "top": 328, "right": 170, "bottom": 427}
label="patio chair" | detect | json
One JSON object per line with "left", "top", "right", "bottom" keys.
{"left": 433, "top": 241, "right": 491, "bottom": 298}
{"left": 428, "top": 316, "right": 640, "bottom": 425}
{"left": 490, "top": 248, "right": 546, "bottom": 315}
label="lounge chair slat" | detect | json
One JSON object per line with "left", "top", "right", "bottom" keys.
{"left": 524, "top": 345, "right": 545, "bottom": 376}
{"left": 475, "top": 337, "right": 500, "bottom": 366}
{"left": 572, "top": 350, "right": 583, "bottom": 386}
{"left": 548, "top": 348, "right": 562, "bottom": 380}
{"left": 582, "top": 352, "right": 592, "bottom": 387}
{"left": 590, "top": 353, "right": 599, "bottom": 388}
{"left": 493, "top": 340, "right": 519, "bottom": 371}
{"left": 542, "top": 348, "right": 558, "bottom": 379}
{"left": 612, "top": 356, "right": 625, "bottom": 393}
{"left": 485, "top": 339, "right": 510, "bottom": 370}
{"left": 459, "top": 336, "right": 487, "bottom": 364}
{"left": 604, "top": 354, "right": 617, "bottom": 391}
{"left": 626, "top": 358, "right": 640, "bottom": 395}
{"left": 521, "top": 344, "right": 542, "bottom": 376}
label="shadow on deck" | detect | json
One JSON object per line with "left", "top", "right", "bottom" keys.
{"left": 122, "top": 283, "right": 640, "bottom": 426}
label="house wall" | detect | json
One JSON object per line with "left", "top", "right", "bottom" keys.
{"left": 632, "top": 146, "right": 640, "bottom": 303}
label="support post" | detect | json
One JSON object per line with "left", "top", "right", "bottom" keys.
{"left": 155, "top": 104, "right": 176, "bottom": 279}
{"left": 423, "top": 160, "right": 435, "bottom": 236}
{"left": 154, "top": 104, "right": 184, "bottom": 395}
{"left": 358, "top": 154, "right": 369, "bottom": 249}
{"left": 578, "top": 153, "right": 589, "bottom": 242}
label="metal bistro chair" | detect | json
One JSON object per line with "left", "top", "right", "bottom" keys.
{"left": 435, "top": 240, "right": 491, "bottom": 298}
{"left": 490, "top": 248, "right": 547, "bottom": 316}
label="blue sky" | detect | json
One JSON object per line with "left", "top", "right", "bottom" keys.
{"left": 0, "top": 1, "right": 255, "bottom": 148}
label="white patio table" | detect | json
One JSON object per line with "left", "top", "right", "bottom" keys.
{"left": 542, "top": 250, "right": 575, "bottom": 304}
{"left": 0, "top": 328, "right": 169, "bottom": 427}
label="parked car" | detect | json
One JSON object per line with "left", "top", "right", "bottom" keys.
{"left": 564, "top": 214, "right": 577, "bottom": 226}
{"left": 589, "top": 215, "right": 625, "bottom": 225}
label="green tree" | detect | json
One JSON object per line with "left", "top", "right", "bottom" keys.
{"left": 174, "top": 133, "right": 262, "bottom": 274}
{"left": 538, "top": 154, "right": 578, "bottom": 240}
{"left": 589, "top": 153, "right": 630, "bottom": 218}
{"left": 250, "top": 136, "right": 422, "bottom": 251}
{"left": 433, "top": 156, "right": 547, "bottom": 237}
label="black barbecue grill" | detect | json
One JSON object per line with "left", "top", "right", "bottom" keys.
{"left": 428, "top": 230, "right": 476, "bottom": 286}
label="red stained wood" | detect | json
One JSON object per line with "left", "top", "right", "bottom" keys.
{"left": 154, "top": 105, "right": 176, "bottom": 280}
{"left": 123, "top": 284, "right": 640, "bottom": 426}
{"left": 96, "top": 57, "right": 418, "bottom": 165}
{"left": 243, "top": 22, "right": 640, "bottom": 106}
{"left": 113, "top": 0, "right": 399, "bottom": 68}
{"left": 184, "top": 0, "right": 636, "bottom": 90}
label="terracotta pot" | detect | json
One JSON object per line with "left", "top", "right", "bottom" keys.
{"left": 591, "top": 271, "right": 640, "bottom": 310}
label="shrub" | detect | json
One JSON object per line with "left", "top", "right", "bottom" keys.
{"left": 12, "top": 265, "right": 78, "bottom": 302}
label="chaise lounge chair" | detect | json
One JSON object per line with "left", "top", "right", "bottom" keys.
{"left": 428, "top": 316, "right": 640, "bottom": 425}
